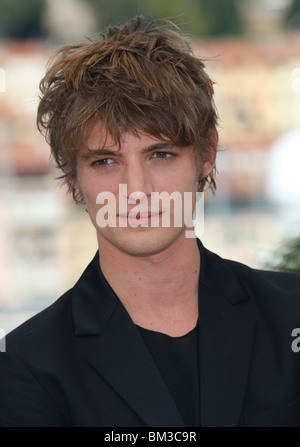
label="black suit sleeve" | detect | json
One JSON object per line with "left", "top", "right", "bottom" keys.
{"left": 0, "top": 350, "right": 67, "bottom": 427}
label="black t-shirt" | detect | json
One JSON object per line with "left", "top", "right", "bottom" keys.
{"left": 136, "top": 321, "right": 200, "bottom": 427}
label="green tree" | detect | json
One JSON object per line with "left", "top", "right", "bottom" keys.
{"left": 87, "top": 0, "right": 244, "bottom": 37}
{"left": 0, "top": 0, "right": 246, "bottom": 40}
{"left": 285, "top": 0, "right": 300, "bottom": 29}
{"left": 0, "top": 0, "right": 46, "bottom": 38}
{"left": 266, "top": 237, "right": 300, "bottom": 274}
{"left": 197, "top": 0, "right": 243, "bottom": 36}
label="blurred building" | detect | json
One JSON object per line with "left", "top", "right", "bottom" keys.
{"left": 194, "top": 34, "right": 300, "bottom": 201}
{"left": 1, "top": 31, "right": 300, "bottom": 311}
{"left": 0, "top": 41, "right": 97, "bottom": 312}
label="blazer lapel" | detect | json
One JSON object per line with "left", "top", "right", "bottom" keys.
{"left": 71, "top": 252, "right": 184, "bottom": 427}
{"left": 86, "top": 302, "right": 184, "bottom": 426}
{"left": 197, "top": 243, "right": 256, "bottom": 427}
{"left": 72, "top": 242, "right": 256, "bottom": 427}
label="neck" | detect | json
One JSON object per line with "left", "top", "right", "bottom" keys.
{"left": 97, "top": 233, "right": 200, "bottom": 336}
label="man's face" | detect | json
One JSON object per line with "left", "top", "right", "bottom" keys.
{"left": 76, "top": 121, "right": 211, "bottom": 257}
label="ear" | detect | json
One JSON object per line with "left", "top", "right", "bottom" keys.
{"left": 199, "top": 131, "right": 218, "bottom": 180}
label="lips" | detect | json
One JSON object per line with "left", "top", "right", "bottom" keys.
{"left": 135, "top": 211, "right": 160, "bottom": 220}
{"left": 117, "top": 210, "right": 163, "bottom": 226}
{"left": 118, "top": 211, "right": 162, "bottom": 219}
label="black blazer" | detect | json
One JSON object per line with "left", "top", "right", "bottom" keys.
{"left": 0, "top": 240, "right": 300, "bottom": 427}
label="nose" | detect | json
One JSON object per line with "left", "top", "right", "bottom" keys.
{"left": 120, "top": 161, "right": 154, "bottom": 204}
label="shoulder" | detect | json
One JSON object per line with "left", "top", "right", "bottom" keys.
{"left": 0, "top": 289, "right": 75, "bottom": 427}
{"left": 224, "top": 257, "right": 300, "bottom": 294}
{"left": 4, "top": 288, "right": 73, "bottom": 360}
{"left": 5, "top": 251, "right": 100, "bottom": 355}
{"left": 200, "top": 247, "right": 300, "bottom": 351}
{"left": 200, "top": 240, "right": 300, "bottom": 293}
{"left": 221, "top": 256, "right": 300, "bottom": 321}
{"left": 200, "top": 241, "right": 300, "bottom": 316}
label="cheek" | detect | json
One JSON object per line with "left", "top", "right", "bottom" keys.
{"left": 78, "top": 171, "right": 108, "bottom": 197}
{"left": 157, "top": 168, "right": 197, "bottom": 194}
{"left": 75, "top": 176, "right": 97, "bottom": 208}
{"left": 83, "top": 181, "right": 121, "bottom": 218}
{"left": 180, "top": 164, "right": 199, "bottom": 191}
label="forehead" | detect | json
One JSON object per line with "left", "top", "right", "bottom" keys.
{"left": 84, "top": 120, "right": 173, "bottom": 152}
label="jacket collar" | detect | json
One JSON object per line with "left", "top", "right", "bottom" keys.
{"left": 196, "top": 240, "right": 255, "bottom": 426}
{"left": 71, "top": 253, "right": 119, "bottom": 336}
{"left": 198, "top": 239, "right": 249, "bottom": 304}
{"left": 71, "top": 248, "right": 184, "bottom": 426}
{"left": 71, "top": 239, "right": 255, "bottom": 427}
{"left": 71, "top": 239, "right": 250, "bottom": 335}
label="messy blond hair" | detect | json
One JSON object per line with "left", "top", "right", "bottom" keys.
{"left": 37, "top": 16, "right": 218, "bottom": 204}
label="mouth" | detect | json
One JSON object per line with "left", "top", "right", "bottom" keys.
{"left": 118, "top": 210, "right": 163, "bottom": 224}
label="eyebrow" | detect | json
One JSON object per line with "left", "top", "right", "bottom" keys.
{"left": 80, "top": 142, "right": 176, "bottom": 160}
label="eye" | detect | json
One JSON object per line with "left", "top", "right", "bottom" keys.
{"left": 92, "top": 158, "right": 115, "bottom": 166}
{"left": 152, "top": 152, "right": 173, "bottom": 160}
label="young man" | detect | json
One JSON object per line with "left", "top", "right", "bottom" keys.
{"left": 0, "top": 17, "right": 299, "bottom": 427}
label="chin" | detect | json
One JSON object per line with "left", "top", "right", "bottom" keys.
{"left": 98, "top": 226, "right": 186, "bottom": 257}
